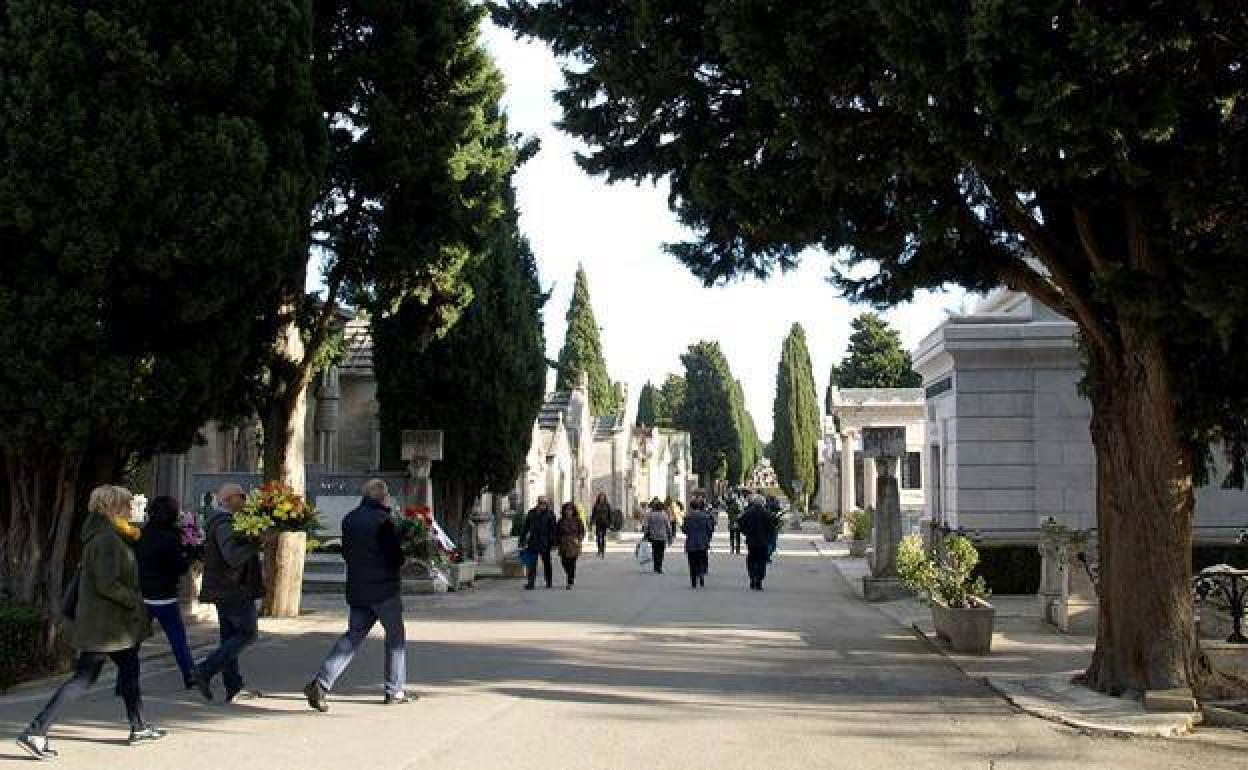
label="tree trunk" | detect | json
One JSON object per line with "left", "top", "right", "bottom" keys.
{"left": 1082, "top": 333, "right": 1202, "bottom": 695}
{"left": 260, "top": 309, "right": 311, "bottom": 494}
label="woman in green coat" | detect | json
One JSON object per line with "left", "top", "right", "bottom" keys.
{"left": 18, "top": 485, "right": 165, "bottom": 760}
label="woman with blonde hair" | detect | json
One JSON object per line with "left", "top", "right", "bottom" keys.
{"left": 18, "top": 485, "right": 164, "bottom": 760}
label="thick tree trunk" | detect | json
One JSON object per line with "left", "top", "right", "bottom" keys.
{"left": 1082, "top": 333, "right": 1202, "bottom": 695}
{"left": 260, "top": 310, "right": 311, "bottom": 493}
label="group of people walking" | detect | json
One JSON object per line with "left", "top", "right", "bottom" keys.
{"left": 516, "top": 493, "right": 614, "bottom": 590}
{"left": 19, "top": 479, "right": 413, "bottom": 761}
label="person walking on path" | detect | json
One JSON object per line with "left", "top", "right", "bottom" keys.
{"left": 304, "top": 479, "right": 409, "bottom": 711}
{"left": 518, "top": 496, "right": 558, "bottom": 589}
{"left": 18, "top": 486, "right": 164, "bottom": 760}
{"left": 682, "top": 499, "right": 716, "bottom": 589}
{"left": 726, "top": 493, "right": 743, "bottom": 555}
{"left": 739, "top": 494, "right": 776, "bottom": 591}
{"left": 557, "top": 502, "right": 586, "bottom": 589}
{"left": 643, "top": 498, "right": 672, "bottom": 574}
{"left": 135, "top": 495, "right": 195, "bottom": 689}
{"left": 591, "top": 493, "right": 612, "bottom": 558}
{"left": 192, "top": 483, "right": 263, "bottom": 703}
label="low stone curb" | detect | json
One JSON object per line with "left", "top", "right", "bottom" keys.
{"left": 906, "top": 620, "right": 1201, "bottom": 737}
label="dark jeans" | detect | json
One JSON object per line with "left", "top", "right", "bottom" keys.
{"left": 561, "top": 556, "right": 578, "bottom": 585}
{"left": 315, "top": 595, "right": 406, "bottom": 696}
{"left": 30, "top": 647, "right": 143, "bottom": 736}
{"left": 198, "top": 599, "right": 258, "bottom": 694}
{"left": 594, "top": 527, "right": 608, "bottom": 556}
{"left": 526, "top": 548, "right": 554, "bottom": 587}
{"left": 147, "top": 602, "right": 194, "bottom": 681}
{"left": 746, "top": 546, "right": 768, "bottom": 586}
{"left": 650, "top": 537, "right": 667, "bottom": 573}
{"left": 686, "top": 549, "right": 709, "bottom": 586}
{"left": 729, "top": 528, "right": 742, "bottom": 554}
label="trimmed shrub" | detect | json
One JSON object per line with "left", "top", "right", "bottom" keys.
{"left": 0, "top": 602, "right": 51, "bottom": 691}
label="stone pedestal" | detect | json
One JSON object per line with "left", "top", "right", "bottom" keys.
{"left": 862, "top": 576, "right": 910, "bottom": 602}
{"left": 1037, "top": 537, "right": 1063, "bottom": 625}
{"left": 1056, "top": 542, "right": 1098, "bottom": 635}
{"left": 868, "top": 456, "right": 902, "bottom": 580}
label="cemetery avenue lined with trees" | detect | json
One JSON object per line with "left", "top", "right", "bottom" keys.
{"left": 2, "top": 1, "right": 1248, "bottom": 767}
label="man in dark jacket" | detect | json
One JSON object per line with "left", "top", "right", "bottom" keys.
{"left": 518, "top": 496, "right": 557, "bottom": 589}
{"left": 726, "top": 493, "right": 743, "bottom": 555}
{"left": 193, "top": 483, "right": 263, "bottom": 702}
{"left": 739, "top": 494, "right": 776, "bottom": 591}
{"left": 591, "top": 493, "right": 612, "bottom": 558}
{"left": 304, "top": 479, "right": 408, "bottom": 711}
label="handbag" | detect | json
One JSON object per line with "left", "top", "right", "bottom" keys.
{"left": 62, "top": 568, "right": 82, "bottom": 620}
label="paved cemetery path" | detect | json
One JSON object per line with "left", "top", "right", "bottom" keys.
{"left": 2, "top": 531, "right": 1246, "bottom": 769}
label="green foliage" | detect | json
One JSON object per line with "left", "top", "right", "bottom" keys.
{"left": 375, "top": 139, "right": 545, "bottom": 497}
{"left": 497, "top": 0, "right": 1248, "bottom": 489}
{"left": 849, "top": 508, "right": 873, "bottom": 542}
{"left": 826, "top": 313, "right": 920, "bottom": 410}
{"left": 0, "top": 0, "right": 323, "bottom": 607}
{"left": 772, "top": 323, "right": 820, "bottom": 509}
{"left": 636, "top": 382, "right": 659, "bottom": 427}
{"left": 897, "top": 535, "right": 990, "bottom": 609}
{"left": 0, "top": 602, "right": 55, "bottom": 690}
{"left": 731, "top": 379, "right": 762, "bottom": 480}
{"left": 555, "top": 266, "right": 617, "bottom": 415}
{"left": 677, "top": 340, "right": 753, "bottom": 485}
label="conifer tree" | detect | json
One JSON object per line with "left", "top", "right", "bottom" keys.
{"left": 636, "top": 382, "right": 659, "bottom": 427}
{"left": 773, "top": 324, "right": 820, "bottom": 510}
{"left": 678, "top": 341, "right": 754, "bottom": 485}
{"left": 0, "top": 0, "right": 322, "bottom": 621}
{"left": 555, "top": 266, "right": 616, "bottom": 414}
{"left": 826, "top": 313, "right": 921, "bottom": 412}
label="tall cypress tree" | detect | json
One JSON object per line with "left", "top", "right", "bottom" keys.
{"left": 826, "top": 313, "right": 921, "bottom": 411}
{"left": 0, "top": 0, "right": 322, "bottom": 620}
{"left": 733, "top": 380, "right": 762, "bottom": 480}
{"left": 636, "top": 382, "right": 659, "bottom": 427}
{"left": 375, "top": 162, "right": 546, "bottom": 533}
{"left": 773, "top": 323, "right": 820, "bottom": 510}
{"left": 555, "top": 266, "right": 615, "bottom": 414}
{"left": 678, "top": 341, "right": 752, "bottom": 485}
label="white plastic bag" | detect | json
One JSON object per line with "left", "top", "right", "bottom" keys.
{"left": 635, "top": 538, "right": 653, "bottom": 566}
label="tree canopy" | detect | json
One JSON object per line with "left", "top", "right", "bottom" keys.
{"left": 677, "top": 341, "right": 755, "bottom": 485}
{"left": 555, "top": 265, "right": 617, "bottom": 415}
{"left": 827, "top": 313, "right": 921, "bottom": 411}
{"left": 0, "top": 0, "right": 323, "bottom": 612}
{"left": 498, "top": 1, "right": 1248, "bottom": 694}
{"left": 773, "top": 323, "right": 820, "bottom": 509}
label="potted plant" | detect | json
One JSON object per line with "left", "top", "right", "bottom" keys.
{"left": 177, "top": 508, "right": 207, "bottom": 622}
{"left": 446, "top": 548, "right": 475, "bottom": 591}
{"left": 820, "top": 511, "right": 839, "bottom": 542}
{"left": 896, "top": 534, "right": 995, "bottom": 654}
{"left": 848, "top": 508, "right": 872, "bottom": 557}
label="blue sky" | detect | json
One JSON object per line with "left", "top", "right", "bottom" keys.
{"left": 483, "top": 23, "right": 968, "bottom": 441}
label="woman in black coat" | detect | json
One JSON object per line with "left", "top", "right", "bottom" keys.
{"left": 135, "top": 496, "right": 195, "bottom": 688}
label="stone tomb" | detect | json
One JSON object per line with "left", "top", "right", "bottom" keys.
{"left": 862, "top": 426, "right": 912, "bottom": 602}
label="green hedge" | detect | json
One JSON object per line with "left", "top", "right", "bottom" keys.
{"left": 971, "top": 545, "right": 1041, "bottom": 595}
{"left": 0, "top": 602, "right": 50, "bottom": 691}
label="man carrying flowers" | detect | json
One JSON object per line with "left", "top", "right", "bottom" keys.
{"left": 192, "top": 483, "right": 264, "bottom": 703}
{"left": 303, "top": 478, "right": 410, "bottom": 711}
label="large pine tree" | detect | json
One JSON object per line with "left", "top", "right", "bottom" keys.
{"left": 636, "top": 382, "right": 659, "bottom": 427}
{"left": 555, "top": 266, "right": 616, "bottom": 414}
{"left": 773, "top": 324, "right": 820, "bottom": 510}
{"left": 0, "top": 0, "right": 322, "bottom": 622}
{"left": 500, "top": 1, "right": 1248, "bottom": 694}
{"left": 826, "top": 313, "right": 921, "bottom": 412}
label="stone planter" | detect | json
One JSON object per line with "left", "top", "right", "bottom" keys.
{"left": 931, "top": 600, "right": 995, "bottom": 655}
{"left": 262, "top": 531, "right": 307, "bottom": 618}
{"left": 448, "top": 562, "right": 475, "bottom": 591}
{"left": 178, "top": 561, "right": 207, "bottom": 623}
{"left": 848, "top": 539, "right": 867, "bottom": 558}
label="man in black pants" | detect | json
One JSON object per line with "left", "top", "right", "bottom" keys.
{"left": 518, "top": 496, "right": 558, "bottom": 589}
{"left": 726, "top": 493, "right": 743, "bottom": 554}
{"left": 739, "top": 494, "right": 775, "bottom": 590}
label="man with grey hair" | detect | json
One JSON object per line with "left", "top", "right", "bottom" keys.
{"left": 304, "top": 478, "right": 409, "bottom": 711}
{"left": 194, "top": 483, "right": 263, "bottom": 702}
{"left": 739, "top": 494, "right": 775, "bottom": 591}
